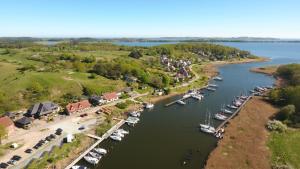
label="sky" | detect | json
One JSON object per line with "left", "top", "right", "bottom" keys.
{"left": 0, "top": 0, "right": 300, "bottom": 38}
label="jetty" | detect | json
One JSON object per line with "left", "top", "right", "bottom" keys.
{"left": 165, "top": 96, "right": 191, "bottom": 107}
{"left": 215, "top": 96, "right": 252, "bottom": 132}
{"left": 64, "top": 120, "right": 125, "bottom": 169}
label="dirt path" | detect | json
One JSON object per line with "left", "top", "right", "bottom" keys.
{"left": 205, "top": 97, "right": 278, "bottom": 169}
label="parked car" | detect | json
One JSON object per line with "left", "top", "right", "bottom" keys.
{"left": 7, "top": 159, "right": 16, "bottom": 165}
{"left": 25, "top": 149, "right": 33, "bottom": 154}
{"left": 12, "top": 155, "right": 21, "bottom": 161}
{"left": 78, "top": 126, "right": 85, "bottom": 130}
{"left": 80, "top": 113, "right": 88, "bottom": 117}
{"left": 0, "top": 163, "right": 8, "bottom": 168}
{"left": 56, "top": 128, "right": 63, "bottom": 135}
{"left": 50, "top": 134, "right": 56, "bottom": 139}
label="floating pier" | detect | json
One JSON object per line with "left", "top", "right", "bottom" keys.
{"left": 215, "top": 96, "right": 252, "bottom": 132}
{"left": 64, "top": 120, "right": 125, "bottom": 169}
{"left": 165, "top": 96, "right": 191, "bottom": 107}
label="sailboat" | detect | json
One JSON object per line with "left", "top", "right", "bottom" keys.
{"left": 200, "top": 111, "right": 216, "bottom": 134}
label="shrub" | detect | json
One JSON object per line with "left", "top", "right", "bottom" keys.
{"left": 276, "top": 105, "right": 296, "bottom": 121}
{"left": 266, "top": 120, "right": 287, "bottom": 133}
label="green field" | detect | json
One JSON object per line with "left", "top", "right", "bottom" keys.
{"left": 268, "top": 129, "right": 300, "bottom": 169}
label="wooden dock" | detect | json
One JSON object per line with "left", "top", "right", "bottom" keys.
{"left": 64, "top": 120, "right": 125, "bottom": 169}
{"left": 165, "top": 96, "right": 191, "bottom": 107}
{"left": 215, "top": 96, "right": 252, "bottom": 132}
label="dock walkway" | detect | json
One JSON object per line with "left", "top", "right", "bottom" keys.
{"left": 64, "top": 120, "right": 125, "bottom": 169}
{"left": 215, "top": 96, "right": 252, "bottom": 132}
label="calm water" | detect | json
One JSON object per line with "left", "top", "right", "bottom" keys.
{"left": 80, "top": 42, "right": 300, "bottom": 169}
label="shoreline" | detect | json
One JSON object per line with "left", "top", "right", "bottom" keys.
{"left": 50, "top": 57, "right": 268, "bottom": 168}
{"left": 205, "top": 97, "right": 279, "bottom": 169}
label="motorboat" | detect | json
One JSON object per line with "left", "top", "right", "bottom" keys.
{"left": 84, "top": 155, "right": 99, "bottom": 165}
{"left": 88, "top": 151, "right": 102, "bottom": 159}
{"left": 72, "top": 165, "right": 87, "bottom": 169}
{"left": 93, "top": 148, "right": 107, "bottom": 155}
{"left": 182, "top": 93, "right": 191, "bottom": 99}
{"left": 116, "top": 129, "right": 129, "bottom": 135}
{"left": 214, "top": 113, "right": 227, "bottom": 121}
{"left": 208, "top": 84, "right": 218, "bottom": 87}
{"left": 110, "top": 135, "right": 122, "bottom": 141}
{"left": 192, "top": 94, "right": 204, "bottom": 100}
{"left": 145, "top": 103, "right": 154, "bottom": 109}
{"left": 176, "top": 100, "right": 186, "bottom": 105}
{"left": 221, "top": 109, "right": 233, "bottom": 114}
{"left": 227, "top": 104, "right": 238, "bottom": 109}
{"left": 206, "top": 87, "right": 216, "bottom": 91}
{"left": 112, "top": 131, "right": 124, "bottom": 138}
{"left": 213, "top": 76, "right": 223, "bottom": 81}
{"left": 129, "top": 111, "right": 141, "bottom": 117}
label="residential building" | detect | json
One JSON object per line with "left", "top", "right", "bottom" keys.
{"left": 102, "top": 92, "right": 119, "bottom": 102}
{"left": 0, "top": 116, "right": 15, "bottom": 134}
{"left": 66, "top": 100, "right": 91, "bottom": 114}
{"left": 27, "top": 102, "right": 60, "bottom": 118}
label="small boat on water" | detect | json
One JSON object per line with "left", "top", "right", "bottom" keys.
{"left": 182, "top": 93, "right": 191, "bottom": 99}
{"left": 110, "top": 135, "right": 122, "bottom": 141}
{"left": 93, "top": 148, "right": 107, "bottom": 155}
{"left": 145, "top": 103, "right": 154, "bottom": 109}
{"left": 200, "top": 111, "right": 216, "bottom": 134}
{"left": 221, "top": 108, "right": 233, "bottom": 114}
{"left": 214, "top": 113, "right": 227, "bottom": 121}
{"left": 72, "top": 165, "right": 87, "bottom": 169}
{"left": 227, "top": 105, "right": 238, "bottom": 109}
{"left": 129, "top": 111, "right": 141, "bottom": 117}
{"left": 116, "top": 129, "right": 129, "bottom": 135}
{"left": 88, "top": 151, "right": 102, "bottom": 159}
{"left": 213, "top": 76, "right": 223, "bottom": 81}
{"left": 177, "top": 100, "right": 186, "bottom": 105}
{"left": 112, "top": 131, "right": 125, "bottom": 138}
{"left": 208, "top": 84, "right": 218, "bottom": 87}
{"left": 84, "top": 155, "right": 99, "bottom": 165}
{"left": 206, "top": 87, "right": 216, "bottom": 91}
{"left": 192, "top": 94, "right": 204, "bottom": 100}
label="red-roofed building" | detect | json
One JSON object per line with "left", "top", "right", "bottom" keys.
{"left": 66, "top": 100, "right": 91, "bottom": 114}
{"left": 102, "top": 92, "right": 119, "bottom": 102}
{"left": 0, "top": 116, "right": 15, "bottom": 135}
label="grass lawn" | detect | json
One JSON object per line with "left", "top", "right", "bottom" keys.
{"left": 268, "top": 129, "right": 300, "bottom": 169}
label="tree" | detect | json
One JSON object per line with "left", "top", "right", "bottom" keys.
{"left": 276, "top": 105, "right": 295, "bottom": 121}
{"left": 0, "top": 124, "right": 7, "bottom": 144}
{"left": 128, "top": 50, "right": 143, "bottom": 59}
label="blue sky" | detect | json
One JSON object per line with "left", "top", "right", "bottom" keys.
{"left": 0, "top": 0, "right": 299, "bottom": 38}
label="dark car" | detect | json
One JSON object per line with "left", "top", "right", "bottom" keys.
{"left": 12, "top": 155, "right": 21, "bottom": 161}
{"left": 25, "top": 149, "right": 33, "bottom": 153}
{"left": 78, "top": 126, "right": 85, "bottom": 130}
{"left": 56, "top": 128, "right": 63, "bottom": 135}
{"left": 45, "top": 136, "right": 52, "bottom": 141}
{"left": 50, "top": 134, "right": 56, "bottom": 139}
{"left": 0, "top": 163, "right": 8, "bottom": 168}
{"left": 7, "top": 159, "right": 15, "bottom": 165}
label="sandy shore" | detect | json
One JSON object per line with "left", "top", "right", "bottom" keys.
{"left": 250, "top": 66, "right": 278, "bottom": 75}
{"left": 205, "top": 97, "right": 278, "bottom": 169}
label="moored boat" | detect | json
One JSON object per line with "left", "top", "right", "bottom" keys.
{"left": 145, "top": 103, "right": 154, "bottom": 109}
{"left": 110, "top": 135, "right": 122, "bottom": 141}
{"left": 84, "top": 155, "right": 99, "bottom": 165}
{"left": 71, "top": 165, "right": 87, "bottom": 169}
{"left": 213, "top": 76, "right": 223, "bottom": 81}
{"left": 214, "top": 113, "right": 227, "bottom": 121}
{"left": 227, "top": 104, "right": 238, "bottom": 109}
{"left": 93, "top": 148, "right": 107, "bottom": 155}
{"left": 176, "top": 100, "right": 186, "bottom": 105}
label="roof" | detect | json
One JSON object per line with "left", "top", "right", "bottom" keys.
{"left": 27, "top": 102, "right": 59, "bottom": 116}
{"left": 0, "top": 116, "right": 14, "bottom": 128}
{"left": 66, "top": 100, "right": 91, "bottom": 113}
{"left": 102, "top": 92, "right": 118, "bottom": 100}
{"left": 15, "top": 117, "right": 32, "bottom": 125}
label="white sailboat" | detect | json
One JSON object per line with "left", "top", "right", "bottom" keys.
{"left": 214, "top": 113, "right": 227, "bottom": 121}
{"left": 213, "top": 76, "right": 223, "bottom": 81}
{"left": 72, "top": 165, "right": 87, "bottom": 169}
{"left": 177, "top": 100, "right": 186, "bottom": 105}
{"left": 200, "top": 111, "right": 216, "bottom": 134}
{"left": 110, "top": 135, "right": 122, "bottom": 141}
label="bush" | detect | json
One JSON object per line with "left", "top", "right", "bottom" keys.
{"left": 116, "top": 102, "right": 128, "bottom": 109}
{"left": 266, "top": 120, "right": 287, "bottom": 133}
{"left": 276, "top": 105, "right": 295, "bottom": 121}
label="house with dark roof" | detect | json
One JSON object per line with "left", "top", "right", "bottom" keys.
{"left": 89, "top": 95, "right": 105, "bottom": 106}
{"left": 15, "top": 117, "right": 32, "bottom": 129}
{"left": 27, "top": 102, "right": 60, "bottom": 118}
{"left": 66, "top": 100, "right": 91, "bottom": 114}
{"left": 0, "top": 116, "right": 15, "bottom": 134}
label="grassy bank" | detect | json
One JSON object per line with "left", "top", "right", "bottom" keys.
{"left": 268, "top": 129, "right": 300, "bottom": 169}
